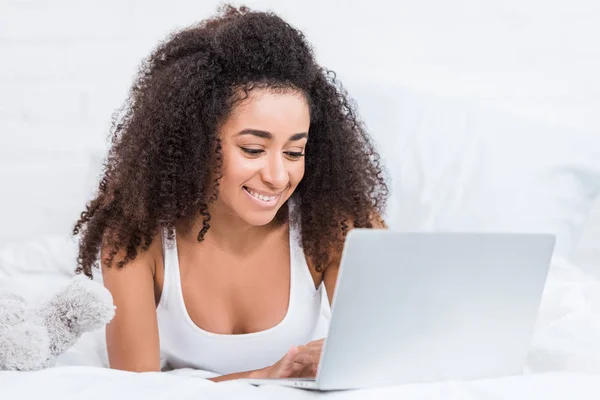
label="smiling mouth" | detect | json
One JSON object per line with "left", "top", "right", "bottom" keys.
{"left": 243, "top": 186, "right": 281, "bottom": 203}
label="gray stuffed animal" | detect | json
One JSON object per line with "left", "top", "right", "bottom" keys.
{"left": 0, "top": 275, "right": 115, "bottom": 371}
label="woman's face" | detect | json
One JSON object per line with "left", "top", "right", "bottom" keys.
{"left": 214, "top": 88, "right": 310, "bottom": 227}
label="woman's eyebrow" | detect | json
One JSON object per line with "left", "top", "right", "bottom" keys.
{"left": 236, "top": 129, "right": 308, "bottom": 141}
{"left": 289, "top": 132, "right": 308, "bottom": 141}
{"left": 237, "top": 129, "right": 272, "bottom": 139}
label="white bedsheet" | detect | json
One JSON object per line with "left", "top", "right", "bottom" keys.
{"left": 1, "top": 237, "right": 599, "bottom": 399}
{"left": 1, "top": 367, "right": 600, "bottom": 400}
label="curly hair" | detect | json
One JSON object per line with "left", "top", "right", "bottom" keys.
{"left": 73, "top": 4, "right": 389, "bottom": 278}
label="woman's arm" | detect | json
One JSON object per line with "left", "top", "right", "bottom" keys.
{"left": 209, "top": 369, "right": 264, "bottom": 382}
{"left": 209, "top": 345, "right": 313, "bottom": 382}
{"left": 101, "top": 240, "right": 161, "bottom": 372}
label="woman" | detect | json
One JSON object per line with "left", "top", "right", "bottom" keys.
{"left": 73, "top": 4, "right": 389, "bottom": 382}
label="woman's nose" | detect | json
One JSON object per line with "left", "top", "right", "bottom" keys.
{"left": 261, "top": 154, "right": 289, "bottom": 189}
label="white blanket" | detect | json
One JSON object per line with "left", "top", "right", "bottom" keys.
{"left": 1, "top": 237, "right": 599, "bottom": 399}
{"left": 1, "top": 368, "right": 599, "bottom": 400}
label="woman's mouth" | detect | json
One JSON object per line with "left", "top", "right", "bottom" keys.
{"left": 243, "top": 186, "right": 281, "bottom": 206}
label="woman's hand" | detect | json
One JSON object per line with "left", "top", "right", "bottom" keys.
{"left": 253, "top": 338, "right": 325, "bottom": 379}
{"left": 292, "top": 338, "right": 324, "bottom": 377}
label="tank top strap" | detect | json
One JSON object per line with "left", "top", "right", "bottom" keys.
{"left": 287, "top": 202, "right": 321, "bottom": 296}
{"left": 158, "top": 226, "right": 180, "bottom": 310}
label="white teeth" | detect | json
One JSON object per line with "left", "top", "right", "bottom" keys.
{"left": 246, "top": 188, "right": 277, "bottom": 202}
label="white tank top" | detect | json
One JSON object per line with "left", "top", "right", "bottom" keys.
{"left": 156, "top": 220, "right": 330, "bottom": 375}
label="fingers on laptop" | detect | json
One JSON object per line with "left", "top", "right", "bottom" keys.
{"left": 292, "top": 338, "right": 324, "bottom": 377}
{"left": 294, "top": 349, "right": 320, "bottom": 365}
{"left": 275, "top": 346, "right": 315, "bottom": 378}
{"left": 267, "top": 339, "right": 325, "bottom": 378}
{"left": 272, "top": 345, "right": 299, "bottom": 378}
{"left": 293, "top": 361, "right": 317, "bottom": 378}
{"left": 298, "top": 338, "right": 324, "bottom": 353}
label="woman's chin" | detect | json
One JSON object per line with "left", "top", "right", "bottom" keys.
{"left": 240, "top": 212, "right": 279, "bottom": 227}
{"left": 234, "top": 204, "right": 285, "bottom": 227}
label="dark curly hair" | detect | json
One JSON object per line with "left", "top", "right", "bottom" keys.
{"left": 73, "top": 4, "right": 389, "bottom": 278}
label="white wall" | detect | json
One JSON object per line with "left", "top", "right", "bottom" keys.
{"left": 1, "top": 0, "right": 599, "bottom": 244}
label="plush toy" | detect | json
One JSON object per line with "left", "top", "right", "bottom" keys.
{"left": 0, "top": 275, "right": 115, "bottom": 371}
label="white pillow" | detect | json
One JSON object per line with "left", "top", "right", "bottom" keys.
{"left": 572, "top": 198, "right": 600, "bottom": 278}
{"left": 347, "top": 82, "right": 600, "bottom": 259}
{"left": 0, "top": 235, "right": 79, "bottom": 300}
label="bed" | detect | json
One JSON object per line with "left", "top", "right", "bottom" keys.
{"left": 0, "top": 242, "right": 599, "bottom": 399}
{"left": 1, "top": 81, "right": 599, "bottom": 399}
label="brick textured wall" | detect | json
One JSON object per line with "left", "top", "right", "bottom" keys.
{"left": 1, "top": 0, "right": 599, "bottom": 246}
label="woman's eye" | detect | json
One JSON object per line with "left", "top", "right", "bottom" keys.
{"left": 285, "top": 151, "right": 305, "bottom": 159}
{"left": 240, "top": 147, "right": 264, "bottom": 156}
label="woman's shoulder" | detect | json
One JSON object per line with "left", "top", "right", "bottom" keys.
{"left": 100, "top": 228, "right": 164, "bottom": 277}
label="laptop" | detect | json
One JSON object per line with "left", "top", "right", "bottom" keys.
{"left": 244, "top": 229, "right": 555, "bottom": 391}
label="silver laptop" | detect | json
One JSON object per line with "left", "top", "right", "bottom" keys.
{"left": 245, "top": 230, "right": 555, "bottom": 391}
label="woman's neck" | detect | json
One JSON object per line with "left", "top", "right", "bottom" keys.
{"left": 177, "top": 202, "right": 286, "bottom": 256}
